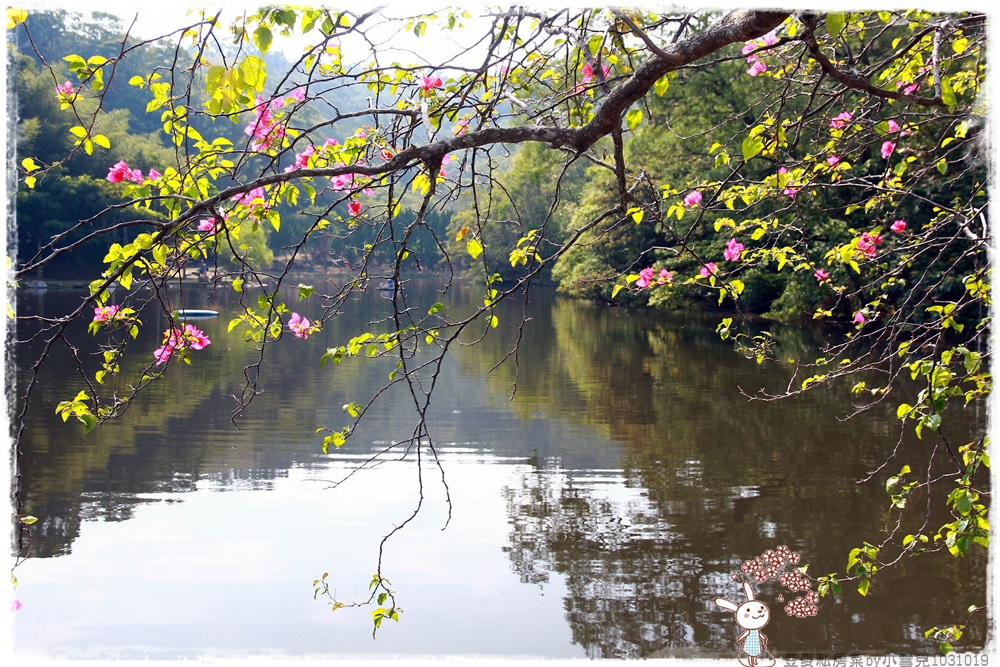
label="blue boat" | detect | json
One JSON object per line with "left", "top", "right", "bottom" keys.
{"left": 172, "top": 309, "right": 219, "bottom": 319}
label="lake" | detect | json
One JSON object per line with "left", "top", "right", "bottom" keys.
{"left": 10, "top": 279, "right": 989, "bottom": 659}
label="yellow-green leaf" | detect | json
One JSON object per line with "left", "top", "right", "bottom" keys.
{"left": 467, "top": 238, "right": 483, "bottom": 259}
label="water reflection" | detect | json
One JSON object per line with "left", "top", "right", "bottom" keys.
{"left": 12, "top": 280, "right": 989, "bottom": 658}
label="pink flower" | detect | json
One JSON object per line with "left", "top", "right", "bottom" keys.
{"left": 581, "top": 62, "right": 611, "bottom": 84}
{"left": 853, "top": 312, "right": 866, "bottom": 325}
{"left": 881, "top": 140, "right": 896, "bottom": 159}
{"left": 857, "top": 231, "right": 882, "bottom": 258}
{"left": 683, "top": 190, "right": 703, "bottom": 207}
{"left": 288, "top": 312, "right": 311, "bottom": 339}
{"left": 12, "top": 599, "right": 22, "bottom": 612}
{"left": 330, "top": 172, "right": 353, "bottom": 190}
{"left": 294, "top": 145, "right": 316, "bottom": 169}
{"left": 636, "top": 267, "right": 655, "bottom": 289}
{"left": 348, "top": 200, "right": 362, "bottom": 216}
{"left": 288, "top": 88, "right": 305, "bottom": 102}
{"left": 183, "top": 324, "right": 211, "bottom": 350}
{"left": 453, "top": 119, "right": 470, "bottom": 135}
{"left": 55, "top": 80, "right": 74, "bottom": 99}
{"left": 153, "top": 330, "right": 180, "bottom": 365}
{"left": 106, "top": 160, "right": 132, "bottom": 183}
{"left": 747, "top": 59, "right": 767, "bottom": 76}
{"left": 93, "top": 305, "right": 120, "bottom": 322}
{"left": 762, "top": 31, "right": 777, "bottom": 46}
{"left": 784, "top": 186, "right": 799, "bottom": 199}
{"left": 896, "top": 80, "right": 919, "bottom": 95}
{"left": 829, "top": 111, "right": 853, "bottom": 129}
{"left": 657, "top": 269, "right": 673, "bottom": 284}
{"left": 419, "top": 74, "right": 443, "bottom": 91}
{"left": 724, "top": 238, "right": 745, "bottom": 262}
{"left": 777, "top": 166, "right": 788, "bottom": 175}
{"left": 236, "top": 187, "right": 267, "bottom": 209}
{"left": 700, "top": 262, "right": 717, "bottom": 277}
{"left": 197, "top": 218, "right": 216, "bottom": 233}
{"left": 147, "top": 168, "right": 161, "bottom": 180}
{"left": 814, "top": 268, "right": 829, "bottom": 281}
{"left": 886, "top": 119, "right": 900, "bottom": 133}
{"left": 826, "top": 155, "right": 840, "bottom": 166}
{"left": 891, "top": 219, "right": 907, "bottom": 233}
{"left": 742, "top": 42, "right": 758, "bottom": 57}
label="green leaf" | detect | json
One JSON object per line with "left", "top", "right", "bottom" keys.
{"left": 826, "top": 12, "right": 846, "bottom": 36}
{"left": 254, "top": 25, "right": 273, "bottom": 53}
{"left": 742, "top": 133, "right": 764, "bottom": 162}
{"left": 80, "top": 412, "right": 97, "bottom": 434}
{"left": 20, "top": 515, "right": 38, "bottom": 525}
{"left": 625, "top": 108, "right": 643, "bottom": 132}
{"left": 952, "top": 37, "right": 969, "bottom": 54}
{"left": 941, "top": 76, "right": 957, "bottom": 111}
{"left": 489, "top": 315, "right": 499, "bottom": 328}
{"left": 653, "top": 74, "right": 669, "bottom": 96}
{"left": 857, "top": 578, "right": 870, "bottom": 596}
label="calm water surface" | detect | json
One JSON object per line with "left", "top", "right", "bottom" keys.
{"left": 11, "top": 280, "right": 989, "bottom": 658}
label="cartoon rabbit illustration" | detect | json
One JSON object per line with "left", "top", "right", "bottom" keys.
{"left": 714, "top": 581, "right": 775, "bottom": 667}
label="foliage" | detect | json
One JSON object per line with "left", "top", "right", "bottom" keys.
{"left": 8, "top": 6, "right": 988, "bottom": 648}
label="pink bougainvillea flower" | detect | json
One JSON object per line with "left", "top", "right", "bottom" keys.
{"left": 762, "top": 31, "right": 777, "bottom": 46}
{"left": 829, "top": 111, "right": 853, "bottom": 129}
{"left": 197, "top": 218, "right": 216, "bottom": 233}
{"left": 348, "top": 200, "right": 362, "bottom": 216}
{"left": 147, "top": 168, "right": 161, "bottom": 180}
{"left": 814, "top": 268, "right": 830, "bottom": 281}
{"left": 783, "top": 186, "right": 799, "bottom": 199}
{"left": 699, "top": 262, "right": 717, "bottom": 277}
{"left": 881, "top": 140, "right": 896, "bottom": 159}
{"left": 419, "top": 74, "right": 443, "bottom": 91}
{"left": 293, "top": 144, "right": 316, "bottom": 169}
{"left": 742, "top": 41, "right": 758, "bottom": 57}
{"left": 891, "top": 219, "right": 907, "bottom": 233}
{"left": 657, "top": 268, "right": 673, "bottom": 284}
{"left": 581, "top": 62, "right": 611, "bottom": 84}
{"left": 636, "top": 267, "right": 655, "bottom": 288}
{"left": 183, "top": 324, "right": 211, "bottom": 350}
{"left": 826, "top": 155, "right": 840, "bottom": 166}
{"left": 12, "top": 599, "right": 22, "bottom": 612}
{"left": 106, "top": 160, "right": 132, "bottom": 183}
{"left": 288, "top": 312, "right": 312, "bottom": 339}
{"left": 853, "top": 312, "right": 866, "bottom": 325}
{"left": 288, "top": 88, "right": 306, "bottom": 102}
{"left": 747, "top": 59, "right": 767, "bottom": 76}
{"left": 93, "top": 305, "right": 121, "bottom": 322}
{"left": 683, "top": 190, "right": 703, "bottom": 207}
{"left": 724, "top": 238, "right": 745, "bottom": 262}
{"left": 453, "top": 119, "right": 470, "bottom": 136}
{"left": 896, "top": 80, "right": 919, "bottom": 95}
{"left": 886, "top": 119, "right": 900, "bottom": 133}
{"left": 55, "top": 80, "right": 74, "bottom": 100}
{"left": 857, "top": 231, "right": 882, "bottom": 258}
{"left": 236, "top": 186, "right": 268, "bottom": 209}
